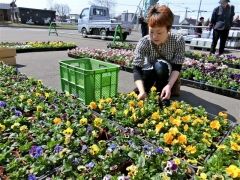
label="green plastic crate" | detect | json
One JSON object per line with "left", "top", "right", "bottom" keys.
{"left": 59, "top": 58, "right": 120, "bottom": 104}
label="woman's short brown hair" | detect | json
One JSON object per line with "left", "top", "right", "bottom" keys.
{"left": 147, "top": 5, "right": 174, "bottom": 31}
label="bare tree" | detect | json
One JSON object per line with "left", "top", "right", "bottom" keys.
{"left": 53, "top": 3, "right": 71, "bottom": 21}
{"left": 88, "top": 0, "right": 116, "bottom": 12}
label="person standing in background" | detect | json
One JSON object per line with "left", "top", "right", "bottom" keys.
{"left": 195, "top": 17, "right": 204, "bottom": 38}
{"left": 209, "top": 0, "right": 235, "bottom": 55}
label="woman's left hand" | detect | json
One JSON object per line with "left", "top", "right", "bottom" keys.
{"left": 161, "top": 84, "right": 171, "bottom": 100}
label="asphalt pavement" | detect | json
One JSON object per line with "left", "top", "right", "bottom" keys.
{"left": 0, "top": 27, "right": 239, "bottom": 122}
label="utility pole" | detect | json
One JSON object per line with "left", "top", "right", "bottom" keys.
{"left": 184, "top": 7, "right": 189, "bottom": 19}
{"left": 196, "top": 0, "right": 202, "bottom": 25}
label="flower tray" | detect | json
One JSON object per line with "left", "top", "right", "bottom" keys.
{"left": 181, "top": 78, "right": 240, "bottom": 99}
{"left": 224, "top": 62, "right": 240, "bottom": 69}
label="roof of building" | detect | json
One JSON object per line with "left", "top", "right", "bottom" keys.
{"left": 180, "top": 18, "right": 197, "bottom": 25}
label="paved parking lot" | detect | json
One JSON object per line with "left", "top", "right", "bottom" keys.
{"left": 0, "top": 27, "right": 239, "bottom": 122}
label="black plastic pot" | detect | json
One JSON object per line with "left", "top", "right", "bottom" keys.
{"left": 16, "top": 46, "right": 77, "bottom": 53}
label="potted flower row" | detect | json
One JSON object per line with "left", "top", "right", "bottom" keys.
{"left": 0, "top": 41, "right": 77, "bottom": 53}
{"left": 185, "top": 51, "right": 240, "bottom": 69}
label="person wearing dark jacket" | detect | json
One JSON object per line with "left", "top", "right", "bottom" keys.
{"left": 195, "top": 17, "right": 204, "bottom": 37}
{"left": 209, "top": 0, "right": 235, "bottom": 55}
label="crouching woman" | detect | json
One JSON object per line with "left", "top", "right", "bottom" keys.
{"left": 133, "top": 5, "right": 185, "bottom": 101}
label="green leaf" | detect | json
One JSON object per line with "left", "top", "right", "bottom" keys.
{"left": 137, "top": 155, "right": 145, "bottom": 168}
{"left": 128, "top": 151, "right": 137, "bottom": 159}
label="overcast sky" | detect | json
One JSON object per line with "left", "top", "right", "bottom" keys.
{"left": 1, "top": 0, "right": 239, "bottom": 21}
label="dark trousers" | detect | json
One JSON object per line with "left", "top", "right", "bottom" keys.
{"left": 142, "top": 61, "right": 170, "bottom": 93}
{"left": 210, "top": 29, "right": 229, "bottom": 55}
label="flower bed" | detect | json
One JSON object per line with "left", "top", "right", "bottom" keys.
{"left": 87, "top": 88, "right": 234, "bottom": 166}
{"left": 0, "top": 41, "right": 77, "bottom": 53}
{"left": 195, "top": 124, "right": 240, "bottom": 179}
{"left": 68, "top": 47, "right": 134, "bottom": 67}
{"left": 185, "top": 51, "right": 240, "bottom": 69}
{"left": 0, "top": 62, "right": 194, "bottom": 179}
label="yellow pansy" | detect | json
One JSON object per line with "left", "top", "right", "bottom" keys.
{"left": 0, "top": 124, "right": 6, "bottom": 132}
{"left": 45, "top": 92, "right": 50, "bottom": 98}
{"left": 110, "top": 107, "right": 117, "bottom": 115}
{"left": 178, "top": 134, "right": 187, "bottom": 144}
{"left": 36, "top": 105, "right": 43, "bottom": 112}
{"left": 200, "top": 173, "right": 207, "bottom": 180}
{"left": 184, "top": 124, "right": 189, "bottom": 131}
{"left": 35, "top": 92, "right": 41, "bottom": 97}
{"left": 53, "top": 117, "right": 62, "bottom": 125}
{"left": 210, "top": 120, "right": 221, "bottom": 130}
{"left": 98, "top": 103, "right": 104, "bottom": 110}
{"left": 203, "top": 132, "right": 211, "bottom": 138}
{"left": 63, "top": 127, "right": 73, "bottom": 136}
{"left": 192, "top": 118, "right": 204, "bottom": 126}
{"left": 174, "top": 158, "right": 181, "bottom": 165}
{"left": 170, "top": 116, "right": 181, "bottom": 127}
{"left": 129, "top": 100, "right": 135, "bottom": 108}
{"left": 151, "top": 112, "right": 160, "bottom": 121}
{"left": 79, "top": 118, "right": 88, "bottom": 126}
{"left": 94, "top": 118, "right": 103, "bottom": 127}
{"left": 27, "top": 99, "right": 33, "bottom": 105}
{"left": 182, "top": 115, "right": 191, "bottom": 122}
{"left": 230, "top": 141, "right": 240, "bottom": 151}
{"left": 20, "top": 125, "right": 28, "bottom": 132}
{"left": 150, "top": 86, "right": 157, "bottom": 92}
{"left": 169, "top": 127, "right": 179, "bottom": 136}
{"left": 19, "top": 95, "right": 25, "bottom": 101}
{"left": 164, "top": 132, "right": 174, "bottom": 145}
{"left": 155, "top": 122, "right": 164, "bottom": 134}
{"left": 105, "top": 98, "right": 112, "bottom": 103}
{"left": 218, "top": 111, "right": 228, "bottom": 119}
{"left": 127, "top": 91, "right": 138, "bottom": 98}
{"left": 89, "top": 102, "right": 97, "bottom": 110}
{"left": 175, "top": 109, "right": 183, "bottom": 115}
{"left": 186, "top": 145, "right": 197, "bottom": 154}
{"left": 137, "top": 100, "right": 144, "bottom": 108}
{"left": 131, "top": 113, "right": 137, "bottom": 121}
{"left": 11, "top": 122, "right": 20, "bottom": 129}
{"left": 187, "top": 107, "right": 193, "bottom": 112}
{"left": 126, "top": 165, "right": 138, "bottom": 177}
{"left": 171, "top": 101, "right": 180, "bottom": 109}
{"left": 217, "top": 144, "right": 227, "bottom": 150}
{"left": 226, "top": 165, "right": 240, "bottom": 178}
{"left": 90, "top": 144, "right": 100, "bottom": 155}
{"left": 37, "top": 80, "right": 42, "bottom": 85}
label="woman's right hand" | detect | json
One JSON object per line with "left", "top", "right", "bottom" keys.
{"left": 138, "top": 91, "right": 147, "bottom": 100}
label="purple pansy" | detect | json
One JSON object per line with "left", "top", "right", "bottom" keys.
{"left": 54, "top": 144, "right": 63, "bottom": 153}
{"left": 28, "top": 174, "right": 36, "bottom": 180}
{"left": 29, "top": 145, "right": 43, "bottom": 158}
{"left": 0, "top": 101, "right": 7, "bottom": 108}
